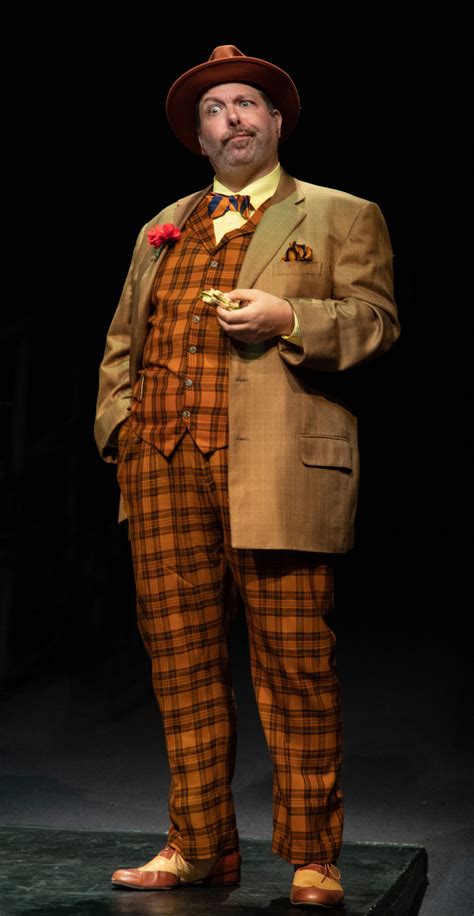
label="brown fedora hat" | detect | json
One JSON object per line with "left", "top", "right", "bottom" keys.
{"left": 166, "top": 44, "right": 301, "bottom": 156}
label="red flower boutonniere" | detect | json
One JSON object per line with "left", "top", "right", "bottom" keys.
{"left": 147, "top": 223, "right": 181, "bottom": 259}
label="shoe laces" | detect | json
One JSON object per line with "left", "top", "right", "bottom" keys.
{"left": 163, "top": 845, "right": 218, "bottom": 880}
{"left": 297, "top": 862, "right": 341, "bottom": 882}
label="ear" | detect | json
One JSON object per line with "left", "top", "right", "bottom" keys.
{"left": 197, "top": 130, "right": 207, "bottom": 157}
{"left": 273, "top": 109, "right": 283, "bottom": 138}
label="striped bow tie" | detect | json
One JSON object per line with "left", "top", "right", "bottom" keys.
{"left": 206, "top": 192, "right": 252, "bottom": 220}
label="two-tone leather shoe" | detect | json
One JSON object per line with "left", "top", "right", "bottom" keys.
{"left": 290, "top": 861, "right": 344, "bottom": 907}
{"left": 111, "top": 843, "right": 241, "bottom": 890}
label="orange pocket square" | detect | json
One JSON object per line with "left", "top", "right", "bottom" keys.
{"left": 281, "top": 240, "right": 313, "bottom": 262}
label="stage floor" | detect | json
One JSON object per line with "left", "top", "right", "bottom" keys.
{"left": 0, "top": 825, "right": 427, "bottom": 915}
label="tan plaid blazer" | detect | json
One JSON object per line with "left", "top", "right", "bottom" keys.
{"left": 94, "top": 168, "right": 400, "bottom": 552}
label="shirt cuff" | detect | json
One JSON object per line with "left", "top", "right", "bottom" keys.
{"left": 280, "top": 308, "right": 303, "bottom": 344}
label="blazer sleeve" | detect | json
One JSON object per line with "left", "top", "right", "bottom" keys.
{"left": 94, "top": 224, "right": 147, "bottom": 463}
{"left": 277, "top": 200, "right": 400, "bottom": 371}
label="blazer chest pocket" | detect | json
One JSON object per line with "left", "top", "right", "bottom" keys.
{"left": 272, "top": 259, "right": 325, "bottom": 298}
{"left": 298, "top": 435, "right": 353, "bottom": 472}
{"left": 273, "top": 258, "right": 323, "bottom": 276}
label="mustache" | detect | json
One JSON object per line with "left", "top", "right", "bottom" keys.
{"left": 224, "top": 130, "right": 255, "bottom": 142}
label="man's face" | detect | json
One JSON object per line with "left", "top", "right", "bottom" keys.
{"left": 197, "top": 82, "right": 282, "bottom": 175}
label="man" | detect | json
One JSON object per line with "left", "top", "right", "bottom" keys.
{"left": 94, "top": 45, "right": 400, "bottom": 908}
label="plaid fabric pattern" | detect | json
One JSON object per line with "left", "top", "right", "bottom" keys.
{"left": 130, "top": 193, "right": 272, "bottom": 456}
{"left": 117, "top": 425, "right": 344, "bottom": 864}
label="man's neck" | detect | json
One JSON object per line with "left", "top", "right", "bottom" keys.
{"left": 214, "top": 162, "right": 278, "bottom": 192}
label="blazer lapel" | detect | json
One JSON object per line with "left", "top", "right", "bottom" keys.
{"left": 130, "top": 169, "right": 306, "bottom": 382}
{"left": 237, "top": 169, "right": 306, "bottom": 288}
{"left": 136, "top": 169, "right": 304, "bottom": 303}
{"left": 131, "top": 184, "right": 213, "bottom": 381}
{"left": 136, "top": 184, "right": 213, "bottom": 298}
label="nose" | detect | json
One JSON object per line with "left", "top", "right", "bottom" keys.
{"left": 226, "top": 105, "right": 242, "bottom": 126}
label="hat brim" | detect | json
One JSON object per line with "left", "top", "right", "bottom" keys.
{"left": 166, "top": 55, "right": 300, "bottom": 156}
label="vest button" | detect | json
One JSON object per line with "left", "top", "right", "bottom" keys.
{"left": 182, "top": 410, "right": 191, "bottom": 419}
{"left": 184, "top": 378, "right": 193, "bottom": 388}
{"left": 188, "top": 345, "right": 197, "bottom": 354}
{"left": 192, "top": 315, "right": 200, "bottom": 323}
{"left": 210, "top": 260, "right": 219, "bottom": 267}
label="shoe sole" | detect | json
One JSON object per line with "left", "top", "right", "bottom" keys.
{"left": 290, "top": 891, "right": 345, "bottom": 908}
{"left": 111, "top": 875, "right": 241, "bottom": 891}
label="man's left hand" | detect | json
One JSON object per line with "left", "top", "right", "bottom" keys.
{"left": 215, "top": 289, "right": 295, "bottom": 343}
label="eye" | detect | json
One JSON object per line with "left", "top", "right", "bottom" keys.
{"left": 208, "top": 104, "right": 222, "bottom": 115}
{"left": 240, "top": 100, "right": 254, "bottom": 106}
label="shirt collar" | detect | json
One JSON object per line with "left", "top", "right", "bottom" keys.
{"left": 212, "top": 162, "right": 281, "bottom": 211}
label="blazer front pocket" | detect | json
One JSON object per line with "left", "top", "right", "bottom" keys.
{"left": 297, "top": 434, "right": 355, "bottom": 549}
{"left": 298, "top": 435, "right": 353, "bottom": 472}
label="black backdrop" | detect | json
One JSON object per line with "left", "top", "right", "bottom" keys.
{"left": 2, "top": 21, "right": 469, "bottom": 683}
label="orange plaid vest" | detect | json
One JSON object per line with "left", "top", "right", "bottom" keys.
{"left": 129, "top": 192, "right": 273, "bottom": 456}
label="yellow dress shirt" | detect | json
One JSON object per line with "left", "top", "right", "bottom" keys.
{"left": 211, "top": 162, "right": 302, "bottom": 345}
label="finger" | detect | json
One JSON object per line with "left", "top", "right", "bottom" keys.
{"left": 215, "top": 305, "right": 252, "bottom": 324}
{"left": 216, "top": 321, "right": 255, "bottom": 342}
{"left": 227, "top": 288, "right": 255, "bottom": 303}
{"left": 216, "top": 314, "right": 252, "bottom": 334}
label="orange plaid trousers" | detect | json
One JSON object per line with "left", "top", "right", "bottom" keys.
{"left": 116, "top": 423, "right": 344, "bottom": 865}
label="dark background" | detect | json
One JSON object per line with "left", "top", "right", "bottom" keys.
{"left": 1, "top": 22, "right": 468, "bottom": 680}
{"left": 0, "top": 21, "right": 472, "bottom": 914}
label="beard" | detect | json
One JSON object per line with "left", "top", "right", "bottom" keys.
{"left": 201, "top": 126, "right": 278, "bottom": 173}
